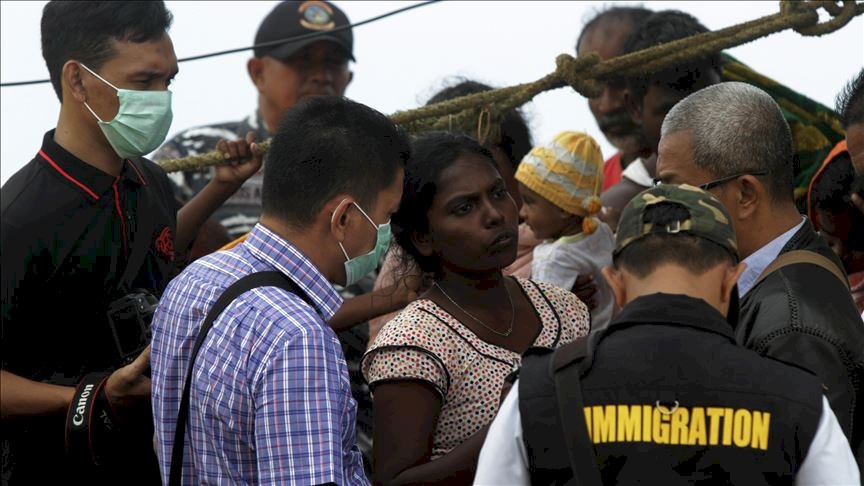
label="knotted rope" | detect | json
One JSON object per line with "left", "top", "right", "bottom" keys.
{"left": 159, "top": 0, "right": 862, "bottom": 173}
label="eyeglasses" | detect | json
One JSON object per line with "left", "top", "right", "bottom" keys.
{"left": 653, "top": 171, "right": 768, "bottom": 190}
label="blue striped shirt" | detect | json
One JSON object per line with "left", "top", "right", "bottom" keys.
{"left": 151, "top": 224, "right": 368, "bottom": 485}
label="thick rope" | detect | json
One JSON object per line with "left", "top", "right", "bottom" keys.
{"left": 158, "top": 0, "right": 862, "bottom": 174}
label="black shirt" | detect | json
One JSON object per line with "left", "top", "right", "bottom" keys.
{"left": 1, "top": 130, "right": 179, "bottom": 483}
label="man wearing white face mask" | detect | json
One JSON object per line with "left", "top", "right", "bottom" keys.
{"left": 150, "top": 96, "right": 409, "bottom": 485}
{"left": 0, "top": 2, "right": 261, "bottom": 484}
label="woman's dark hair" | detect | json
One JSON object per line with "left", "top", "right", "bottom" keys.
{"left": 427, "top": 79, "right": 533, "bottom": 168}
{"left": 391, "top": 131, "right": 496, "bottom": 275}
{"left": 41, "top": 1, "right": 173, "bottom": 100}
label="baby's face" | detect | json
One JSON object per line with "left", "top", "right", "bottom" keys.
{"left": 517, "top": 183, "right": 570, "bottom": 240}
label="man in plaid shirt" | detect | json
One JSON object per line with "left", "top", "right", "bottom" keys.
{"left": 151, "top": 96, "right": 409, "bottom": 484}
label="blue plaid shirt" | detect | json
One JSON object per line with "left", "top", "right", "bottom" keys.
{"left": 151, "top": 224, "right": 368, "bottom": 485}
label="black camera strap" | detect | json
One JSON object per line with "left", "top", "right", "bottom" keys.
{"left": 65, "top": 372, "right": 119, "bottom": 466}
{"left": 168, "top": 271, "right": 315, "bottom": 486}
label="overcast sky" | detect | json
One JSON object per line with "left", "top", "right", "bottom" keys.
{"left": 2, "top": 1, "right": 862, "bottom": 185}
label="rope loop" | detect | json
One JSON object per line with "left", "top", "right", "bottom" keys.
{"left": 555, "top": 53, "right": 605, "bottom": 99}
{"left": 782, "top": 0, "right": 858, "bottom": 36}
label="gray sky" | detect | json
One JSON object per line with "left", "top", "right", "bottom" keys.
{"left": 2, "top": 1, "right": 863, "bottom": 185}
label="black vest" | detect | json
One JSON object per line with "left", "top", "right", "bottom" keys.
{"left": 520, "top": 294, "right": 823, "bottom": 485}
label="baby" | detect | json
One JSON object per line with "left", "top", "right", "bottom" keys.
{"left": 515, "top": 131, "right": 616, "bottom": 331}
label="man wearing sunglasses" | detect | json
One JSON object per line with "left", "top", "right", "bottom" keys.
{"left": 656, "top": 81, "right": 864, "bottom": 473}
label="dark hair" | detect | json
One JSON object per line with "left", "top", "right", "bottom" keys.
{"left": 391, "top": 131, "right": 497, "bottom": 274}
{"left": 624, "top": 10, "right": 722, "bottom": 104}
{"left": 614, "top": 203, "right": 737, "bottom": 277}
{"left": 262, "top": 96, "right": 410, "bottom": 227}
{"left": 811, "top": 153, "right": 864, "bottom": 249}
{"left": 575, "top": 5, "right": 654, "bottom": 53}
{"left": 41, "top": 1, "right": 173, "bottom": 101}
{"left": 836, "top": 68, "right": 864, "bottom": 129}
{"left": 426, "top": 79, "right": 533, "bottom": 168}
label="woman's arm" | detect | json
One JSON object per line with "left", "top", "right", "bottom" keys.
{"left": 372, "top": 380, "right": 489, "bottom": 486}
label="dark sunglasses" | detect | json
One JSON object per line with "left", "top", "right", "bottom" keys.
{"left": 653, "top": 171, "right": 768, "bottom": 190}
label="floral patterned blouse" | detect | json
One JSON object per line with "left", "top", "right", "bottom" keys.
{"left": 362, "top": 277, "right": 590, "bottom": 458}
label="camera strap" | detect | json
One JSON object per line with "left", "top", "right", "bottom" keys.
{"left": 65, "top": 372, "right": 120, "bottom": 466}
{"left": 168, "top": 271, "right": 315, "bottom": 486}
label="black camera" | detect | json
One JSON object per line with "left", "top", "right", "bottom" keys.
{"left": 106, "top": 290, "right": 158, "bottom": 365}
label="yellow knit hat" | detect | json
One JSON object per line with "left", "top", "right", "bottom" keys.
{"left": 515, "top": 131, "right": 604, "bottom": 233}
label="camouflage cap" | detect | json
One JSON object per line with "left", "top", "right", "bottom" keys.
{"left": 614, "top": 184, "right": 738, "bottom": 258}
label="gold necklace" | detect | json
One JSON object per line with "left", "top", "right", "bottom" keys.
{"left": 434, "top": 280, "right": 515, "bottom": 337}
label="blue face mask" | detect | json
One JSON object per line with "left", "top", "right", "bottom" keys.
{"left": 79, "top": 63, "right": 173, "bottom": 159}
{"left": 334, "top": 200, "right": 391, "bottom": 286}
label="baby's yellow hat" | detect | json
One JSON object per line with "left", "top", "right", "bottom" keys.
{"left": 515, "top": 130, "right": 604, "bottom": 218}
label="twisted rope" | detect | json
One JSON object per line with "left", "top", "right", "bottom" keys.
{"left": 158, "top": 0, "right": 862, "bottom": 174}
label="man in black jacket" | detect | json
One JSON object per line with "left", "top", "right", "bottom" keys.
{"left": 475, "top": 184, "right": 858, "bottom": 485}
{"left": 655, "top": 81, "right": 864, "bottom": 470}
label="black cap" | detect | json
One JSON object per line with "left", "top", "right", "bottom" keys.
{"left": 254, "top": 1, "right": 354, "bottom": 61}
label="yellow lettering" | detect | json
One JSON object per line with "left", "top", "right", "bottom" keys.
{"left": 584, "top": 407, "right": 592, "bottom": 441}
{"left": 652, "top": 408, "right": 670, "bottom": 444}
{"left": 584, "top": 405, "right": 769, "bottom": 450}
{"left": 593, "top": 405, "right": 616, "bottom": 443}
{"left": 733, "top": 409, "right": 752, "bottom": 447}
{"left": 689, "top": 407, "right": 707, "bottom": 446}
{"left": 722, "top": 408, "right": 734, "bottom": 446}
{"left": 617, "top": 405, "right": 641, "bottom": 441}
{"left": 643, "top": 405, "right": 652, "bottom": 443}
{"left": 670, "top": 407, "right": 689, "bottom": 445}
{"left": 707, "top": 407, "right": 724, "bottom": 445}
{"left": 751, "top": 411, "right": 771, "bottom": 450}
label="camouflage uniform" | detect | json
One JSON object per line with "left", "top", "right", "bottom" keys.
{"left": 152, "top": 112, "right": 377, "bottom": 475}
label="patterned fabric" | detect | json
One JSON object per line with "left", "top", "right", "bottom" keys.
{"left": 615, "top": 184, "right": 738, "bottom": 258}
{"left": 721, "top": 53, "right": 845, "bottom": 212}
{"left": 362, "top": 278, "right": 589, "bottom": 458}
{"left": 151, "top": 111, "right": 270, "bottom": 239}
{"left": 151, "top": 224, "right": 369, "bottom": 485}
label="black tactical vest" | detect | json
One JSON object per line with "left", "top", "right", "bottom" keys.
{"left": 519, "top": 294, "right": 823, "bottom": 485}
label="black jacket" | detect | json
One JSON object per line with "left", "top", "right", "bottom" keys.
{"left": 520, "top": 294, "right": 825, "bottom": 485}
{"left": 737, "top": 220, "right": 864, "bottom": 468}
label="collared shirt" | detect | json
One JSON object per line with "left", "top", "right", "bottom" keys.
{"left": 151, "top": 224, "right": 369, "bottom": 485}
{"left": 1, "top": 129, "right": 179, "bottom": 483}
{"left": 473, "top": 294, "right": 860, "bottom": 486}
{"left": 2, "top": 130, "right": 179, "bottom": 380}
{"left": 738, "top": 217, "right": 806, "bottom": 297}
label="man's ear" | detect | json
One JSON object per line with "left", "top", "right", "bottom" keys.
{"left": 625, "top": 91, "right": 642, "bottom": 125}
{"left": 326, "top": 196, "right": 353, "bottom": 242}
{"left": 601, "top": 266, "right": 627, "bottom": 308}
{"left": 63, "top": 61, "right": 88, "bottom": 103}
{"left": 734, "top": 175, "right": 762, "bottom": 220}
{"left": 247, "top": 57, "right": 265, "bottom": 90}
{"left": 410, "top": 229, "right": 434, "bottom": 257}
{"left": 345, "top": 70, "right": 354, "bottom": 89}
